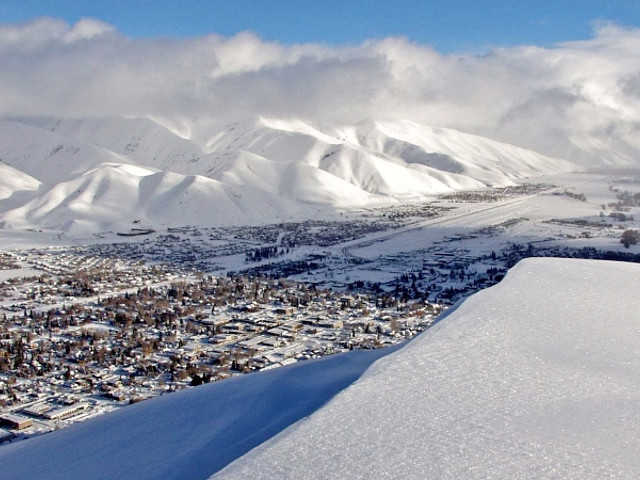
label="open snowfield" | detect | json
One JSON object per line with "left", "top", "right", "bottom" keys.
{"left": 343, "top": 172, "right": 637, "bottom": 261}
{"left": 1, "top": 257, "right": 638, "bottom": 479}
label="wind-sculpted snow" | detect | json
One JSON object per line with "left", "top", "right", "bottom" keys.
{"left": 0, "top": 115, "right": 576, "bottom": 233}
{"left": 215, "top": 258, "right": 640, "bottom": 479}
{"left": 0, "top": 346, "right": 398, "bottom": 480}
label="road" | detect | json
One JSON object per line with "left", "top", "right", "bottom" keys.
{"left": 337, "top": 183, "right": 585, "bottom": 261}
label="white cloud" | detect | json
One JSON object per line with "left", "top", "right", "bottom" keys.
{"left": 2, "top": 17, "right": 640, "bottom": 162}
{"left": 63, "top": 18, "right": 115, "bottom": 43}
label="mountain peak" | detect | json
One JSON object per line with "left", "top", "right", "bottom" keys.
{"left": 0, "top": 115, "right": 577, "bottom": 234}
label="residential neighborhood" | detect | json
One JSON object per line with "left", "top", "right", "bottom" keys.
{"left": 0, "top": 252, "right": 443, "bottom": 442}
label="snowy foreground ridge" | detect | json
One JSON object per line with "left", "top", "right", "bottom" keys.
{"left": 2, "top": 258, "right": 640, "bottom": 479}
{"left": 0, "top": 345, "right": 396, "bottom": 479}
{"left": 216, "top": 258, "right": 640, "bottom": 479}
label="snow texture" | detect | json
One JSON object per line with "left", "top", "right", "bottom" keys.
{"left": 0, "top": 346, "right": 396, "bottom": 480}
{"left": 215, "top": 258, "right": 640, "bottom": 479}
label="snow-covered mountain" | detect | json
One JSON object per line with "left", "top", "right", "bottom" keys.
{"left": 0, "top": 115, "right": 577, "bottom": 233}
{"left": 1, "top": 258, "right": 638, "bottom": 479}
{"left": 0, "top": 161, "right": 40, "bottom": 202}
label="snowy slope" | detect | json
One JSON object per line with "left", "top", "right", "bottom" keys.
{"left": 0, "top": 163, "right": 334, "bottom": 233}
{"left": 0, "top": 162, "right": 40, "bottom": 201}
{"left": 203, "top": 117, "right": 576, "bottom": 193}
{"left": 14, "top": 115, "right": 575, "bottom": 188}
{"left": 0, "top": 115, "right": 577, "bottom": 233}
{"left": 11, "top": 115, "right": 207, "bottom": 175}
{"left": 0, "top": 258, "right": 639, "bottom": 479}
{"left": 215, "top": 258, "right": 640, "bottom": 479}
{"left": 0, "top": 119, "right": 134, "bottom": 184}
{"left": 0, "top": 346, "right": 396, "bottom": 480}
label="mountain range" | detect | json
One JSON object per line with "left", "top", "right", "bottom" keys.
{"left": 0, "top": 115, "right": 579, "bottom": 234}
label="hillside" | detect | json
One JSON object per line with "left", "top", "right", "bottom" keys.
{"left": 216, "top": 257, "right": 640, "bottom": 479}
{"left": 0, "top": 343, "right": 395, "bottom": 480}
{"left": 0, "top": 161, "right": 40, "bottom": 201}
{"left": 0, "top": 163, "right": 337, "bottom": 234}
{"left": 0, "top": 258, "right": 638, "bottom": 479}
{"left": 0, "top": 116, "right": 577, "bottom": 233}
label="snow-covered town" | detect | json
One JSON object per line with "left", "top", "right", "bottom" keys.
{"left": 0, "top": 252, "right": 445, "bottom": 442}
{"left": 4, "top": 6, "right": 640, "bottom": 477}
{"left": 3, "top": 174, "right": 640, "bottom": 443}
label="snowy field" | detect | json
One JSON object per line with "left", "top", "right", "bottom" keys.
{"left": 348, "top": 172, "right": 634, "bottom": 260}
{"left": 0, "top": 268, "right": 40, "bottom": 282}
{"left": 1, "top": 257, "right": 639, "bottom": 479}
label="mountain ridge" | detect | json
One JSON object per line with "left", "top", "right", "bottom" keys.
{"left": 1, "top": 115, "right": 578, "bottom": 233}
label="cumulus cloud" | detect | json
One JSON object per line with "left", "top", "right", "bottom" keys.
{"left": 2, "top": 17, "right": 640, "bottom": 163}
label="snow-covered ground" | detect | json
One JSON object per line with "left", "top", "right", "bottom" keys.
{"left": 1, "top": 257, "right": 639, "bottom": 479}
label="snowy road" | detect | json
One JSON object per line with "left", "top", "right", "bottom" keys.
{"left": 338, "top": 183, "right": 578, "bottom": 260}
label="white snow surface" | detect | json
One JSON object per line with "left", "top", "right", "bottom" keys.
{"left": 0, "top": 161, "right": 40, "bottom": 201}
{"left": 1, "top": 258, "right": 639, "bottom": 479}
{"left": 0, "top": 115, "right": 577, "bottom": 233}
{"left": 0, "top": 346, "right": 397, "bottom": 480}
{"left": 215, "top": 258, "right": 640, "bottom": 479}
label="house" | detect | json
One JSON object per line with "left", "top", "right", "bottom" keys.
{"left": 22, "top": 402, "right": 52, "bottom": 417}
{"left": 0, "top": 413, "right": 33, "bottom": 430}
{"left": 43, "top": 402, "right": 89, "bottom": 421}
{"left": 340, "top": 296, "right": 355, "bottom": 309}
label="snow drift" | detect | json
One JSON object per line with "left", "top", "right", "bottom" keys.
{"left": 216, "top": 258, "right": 640, "bottom": 479}
{"left": 0, "top": 346, "right": 396, "bottom": 480}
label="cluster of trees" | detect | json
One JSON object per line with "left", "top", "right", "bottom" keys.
{"left": 564, "top": 191, "right": 587, "bottom": 202}
{"left": 242, "top": 259, "right": 321, "bottom": 277}
{"left": 0, "top": 253, "right": 21, "bottom": 270}
{"left": 615, "top": 190, "right": 640, "bottom": 207}
{"left": 620, "top": 229, "right": 640, "bottom": 248}
{"left": 609, "top": 212, "right": 634, "bottom": 222}
{"left": 245, "top": 246, "right": 287, "bottom": 262}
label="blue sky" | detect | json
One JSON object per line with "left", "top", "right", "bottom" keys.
{"left": 1, "top": 0, "right": 640, "bottom": 51}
